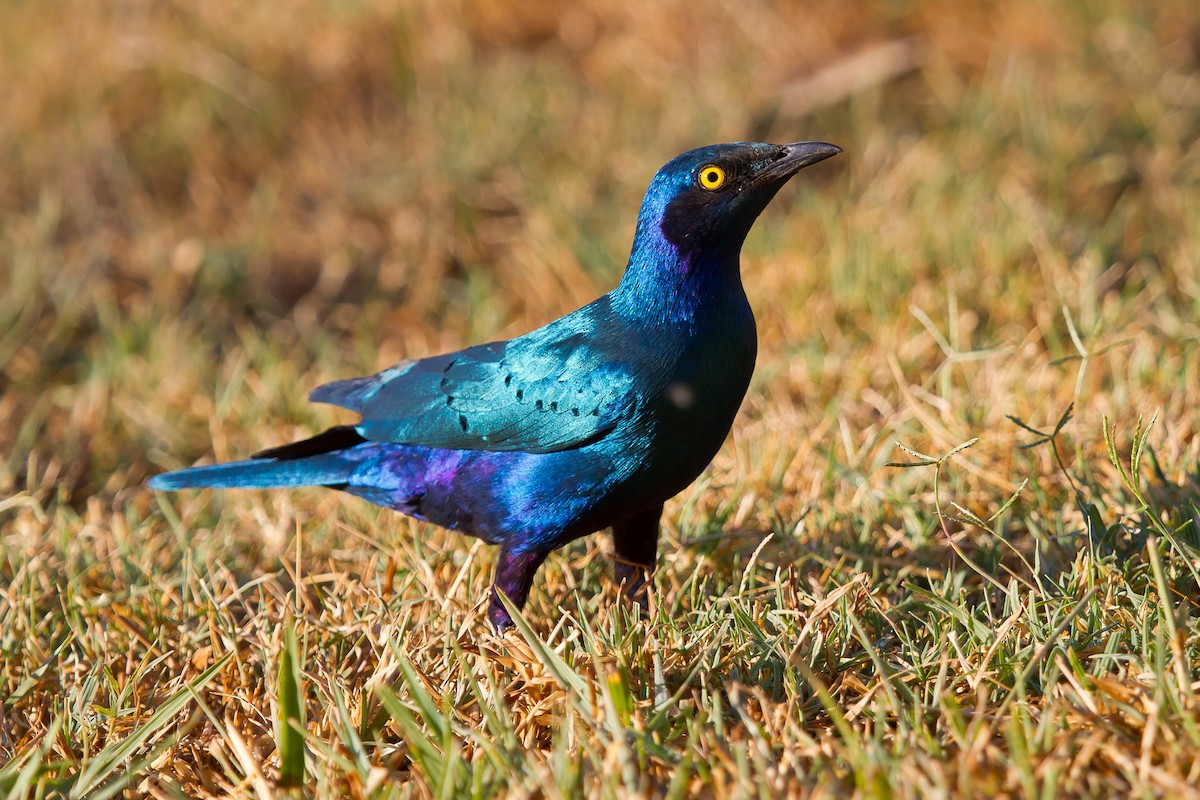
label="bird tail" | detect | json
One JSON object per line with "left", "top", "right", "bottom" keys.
{"left": 146, "top": 455, "right": 353, "bottom": 490}
{"left": 148, "top": 425, "right": 367, "bottom": 491}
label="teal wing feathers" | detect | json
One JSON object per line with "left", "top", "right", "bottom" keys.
{"left": 309, "top": 331, "right": 636, "bottom": 454}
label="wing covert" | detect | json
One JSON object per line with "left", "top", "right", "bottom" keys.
{"left": 309, "top": 338, "right": 635, "bottom": 453}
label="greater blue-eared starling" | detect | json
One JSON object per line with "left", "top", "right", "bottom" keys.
{"left": 149, "top": 141, "right": 842, "bottom": 628}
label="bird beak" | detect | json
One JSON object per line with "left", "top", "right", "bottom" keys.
{"left": 753, "top": 141, "right": 842, "bottom": 186}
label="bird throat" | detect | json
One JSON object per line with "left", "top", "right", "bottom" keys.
{"left": 615, "top": 218, "right": 747, "bottom": 324}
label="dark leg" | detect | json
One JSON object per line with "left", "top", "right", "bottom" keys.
{"left": 489, "top": 546, "right": 549, "bottom": 630}
{"left": 612, "top": 503, "right": 662, "bottom": 609}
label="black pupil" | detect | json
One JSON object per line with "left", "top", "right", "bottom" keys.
{"left": 705, "top": 170, "right": 718, "bottom": 183}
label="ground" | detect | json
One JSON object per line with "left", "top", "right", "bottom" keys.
{"left": 1, "top": 0, "right": 1199, "bottom": 797}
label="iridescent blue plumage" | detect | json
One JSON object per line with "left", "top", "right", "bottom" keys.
{"left": 148, "top": 141, "right": 842, "bottom": 628}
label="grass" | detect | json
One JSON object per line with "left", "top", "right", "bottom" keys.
{"left": 1, "top": 0, "right": 1199, "bottom": 796}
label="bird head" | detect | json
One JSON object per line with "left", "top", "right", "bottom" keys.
{"left": 636, "top": 141, "right": 842, "bottom": 262}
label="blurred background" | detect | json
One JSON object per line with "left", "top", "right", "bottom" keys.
{"left": 0, "top": 0, "right": 1196, "bottom": 514}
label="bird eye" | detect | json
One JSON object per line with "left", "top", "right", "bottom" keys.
{"left": 698, "top": 165, "right": 726, "bottom": 191}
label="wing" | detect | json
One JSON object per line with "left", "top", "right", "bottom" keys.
{"left": 309, "top": 331, "right": 637, "bottom": 454}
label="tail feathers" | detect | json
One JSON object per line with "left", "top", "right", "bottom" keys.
{"left": 149, "top": 426, "right": 367, "bottom": 491}
{"left": 147, "top": 453, "right": 356, "bottom": 491}
{"left": 252, "top": 425, "right": 366, "bottom": 460}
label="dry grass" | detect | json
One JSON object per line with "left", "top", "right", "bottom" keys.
{"left": 2, "top": 0, "right": 1199, "bottom": 796}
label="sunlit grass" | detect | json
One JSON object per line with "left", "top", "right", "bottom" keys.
{"left": 1, "top": 0, "right": 1198, "bottom": 796}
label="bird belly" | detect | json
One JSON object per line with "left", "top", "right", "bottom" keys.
{"left": 338, "top": 441, "right": 634, "bottom": 548}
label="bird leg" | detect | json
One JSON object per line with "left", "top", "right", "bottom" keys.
{"left": 489, "top": 546, "right": 549, "bottom": 630}
{"left": 611, "top": 503, "right": 662, "bottom": 610}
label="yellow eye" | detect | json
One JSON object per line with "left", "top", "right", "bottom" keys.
{"left": 698, "top": 165, "right": 726, "bottom": 190}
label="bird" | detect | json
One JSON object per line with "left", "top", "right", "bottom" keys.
{"left": 148, "top": 140, "right": 842, "bottom": 629}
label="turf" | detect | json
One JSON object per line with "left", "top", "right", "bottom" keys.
{"left": 1, "top": 0, "right": 1198, "bottom": 796}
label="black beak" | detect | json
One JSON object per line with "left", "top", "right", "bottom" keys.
{"left": 754, "top": 141, "right": 843, "bottom": 185}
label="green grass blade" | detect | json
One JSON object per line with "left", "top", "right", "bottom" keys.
{"left": 277, "top": 619, "right": 307, "bottom": 789}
